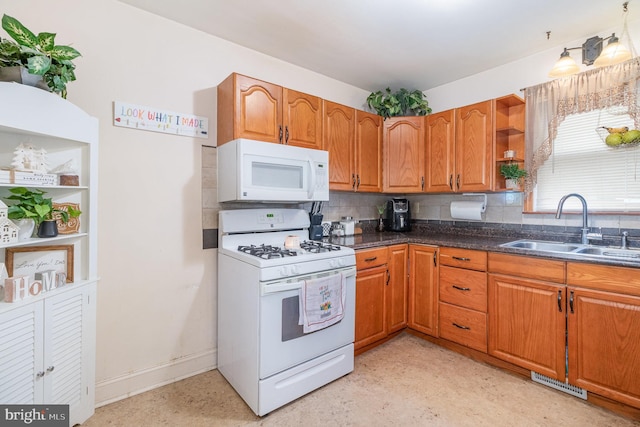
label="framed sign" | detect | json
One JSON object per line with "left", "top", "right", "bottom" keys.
{"left": 5, "top": 245, "right": 74, "bottom": 283}
{"left": 53, "top": 202, "right": 81, "bottom": 234}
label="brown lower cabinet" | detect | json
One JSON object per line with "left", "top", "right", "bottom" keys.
{"left": 438, "top": 247, "right": 488, "bottom": 352}
{"left": 354, "top": 244, "right": 640, "bottom": 416}
{"left": 354, "top": 245, "right": 408, "bottom": 352}
{"left": 387, "top": 244, "right": 409, "bottom": 333}
{"left": 566, "top": 263, "right": 640, "bottom": 409}
{"left": 408, "top": 244, "right": 439, "bottom": 336}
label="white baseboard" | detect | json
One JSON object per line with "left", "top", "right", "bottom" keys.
{"left": 95, "top": 349, "right": 217, "bottom": 407}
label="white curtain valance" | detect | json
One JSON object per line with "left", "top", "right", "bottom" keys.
{"left": 523, "top": 58, "right": 640, "bottom": 192}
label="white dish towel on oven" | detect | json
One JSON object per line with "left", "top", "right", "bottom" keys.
{"left": 299, "top": 272, "right": 346, "bottom": 333}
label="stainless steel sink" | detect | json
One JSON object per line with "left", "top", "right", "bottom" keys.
{"left": 500, "top": 240, "right": 580, "bottom": 253}
{"left": 500, "top": 239, "right": 640, "bottom": 261}
{"left": 573, "top": 246, "right": 640, "bottom": 260}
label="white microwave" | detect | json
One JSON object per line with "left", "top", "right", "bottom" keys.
{"left": 218, "top": 138, "right": 329, "bottom": 203}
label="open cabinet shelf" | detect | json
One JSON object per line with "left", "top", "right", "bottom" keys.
{"left": 494, "top": 94, "right": 525, "bottom": 192}
{"left": 0, "top": 82, "right": 98, "bottom": 426}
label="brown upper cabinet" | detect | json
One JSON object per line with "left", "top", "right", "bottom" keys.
{"left": 323, "top": 101, "right": 382, "bottom": 192}
{"left": 426, "top": 96, "right": 524, "bottom": 193}
{"left": 217, "top": 73, "right": 323, "bottom": 149}
{"left": 454, "top": 100, "right": 493, "bottom": 192}
{"left": 355, "top": 110, "right": 384, "bottom": 192}
{"left": 383, "top": 116, "right": 426, "bottom": 193}
{"left": 425, "top": 109, "right": 455, "bottom": 192}
{"left": 391, "top": 99, "right": 496, "bottom": 194}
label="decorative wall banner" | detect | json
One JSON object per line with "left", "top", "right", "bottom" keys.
{"left": 113, "top": 101, "right": 208, "bottom": 139}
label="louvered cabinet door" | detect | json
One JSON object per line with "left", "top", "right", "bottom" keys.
{"left": 43, "top": 285, "right": 96, "bottom": 426}
{"left": 0, "top": 302, "right": 44, "bottom": 404}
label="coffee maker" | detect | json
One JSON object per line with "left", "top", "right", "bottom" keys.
{"left": 384, "top": 198, "right": 411, "bottom": 232}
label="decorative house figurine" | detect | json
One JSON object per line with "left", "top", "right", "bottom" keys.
{"left": 0, "top": 200, "right": 19, "bottom": 243}
{"left": 11, "top": 142, "right": 48, "bottom": 172}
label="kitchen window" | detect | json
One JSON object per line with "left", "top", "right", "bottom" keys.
{"left": 524, "top": 58, "right": 640, "bottom": 213}
{"left": 532, "top": 108, "right": 640, "bottom": 212}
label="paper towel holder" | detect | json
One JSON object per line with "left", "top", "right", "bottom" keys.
{"left": 462, "top": 193, "right": 487, "bottom": 212}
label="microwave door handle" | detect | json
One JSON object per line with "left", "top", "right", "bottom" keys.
{"left": 308, "top": 158, "right": 316, "bottom": 199}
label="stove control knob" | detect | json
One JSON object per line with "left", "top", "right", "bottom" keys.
{"left": 291, "top": 265, "right": 300, "bottom": 275}
{"left": 279, "top": 266, "right": 289, "bottom": 276}
{"left": 329, "top": 260, "right": 337, "bottom": 268}
{"left": 338, "top": 258, "right": 346, "bottom": 267}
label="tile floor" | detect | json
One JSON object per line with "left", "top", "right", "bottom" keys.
{"left": 83, "top": 333, "right": 639, "bottom": 426}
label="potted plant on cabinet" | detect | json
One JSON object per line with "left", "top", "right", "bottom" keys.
{"left": 4, "top": 187, "right": 80, "bottom": 239}
{"left": 0, "top": 14, "right": 81, "bottom": 98}
{"left": 366, "top": 87, "right": 432, "bottom": 119}
{"left": 499, "top": 163, "right": 528, "bottom": 190}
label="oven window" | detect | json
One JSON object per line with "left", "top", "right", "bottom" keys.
{"left": 252, "top": 162, "right": 303, "bottom": 189}
{"left": 282, "top": 295, "right": 304, "bottom": 342}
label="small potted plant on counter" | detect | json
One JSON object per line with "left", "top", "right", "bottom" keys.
{"left": 5, "top": 187, "right": 80, "bottom": 238}
{"left": 500, "top": 163, "right": 528, "bottom": 190}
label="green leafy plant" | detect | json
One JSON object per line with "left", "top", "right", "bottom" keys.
{"left": 0, "top": 14, "right": 81, "bottom": 98}
{"left": 499, "top": 163, "right": 528, "bottom": 181}
{"left": 366, "top": 87, "right": 432, "bottom": 119}
{"left": 5, "top": 187, "right": 80, "bottom": 225}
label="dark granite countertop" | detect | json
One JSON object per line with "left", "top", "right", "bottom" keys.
{"left": 327, "top": 225, "right": 640, "bottom": 269}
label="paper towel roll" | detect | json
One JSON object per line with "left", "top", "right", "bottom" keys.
{"left": 450, "top": 201, "right": 485, "bottom": 220}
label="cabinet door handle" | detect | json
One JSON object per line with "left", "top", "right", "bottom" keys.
{"left": 36, "top": 371, "right": 45, "bottom": 378}
{"left": 285, "top": 126, "right": 289, "bottom": 144}
{"left": 433, "top": 251, "right": 437, "bottom": 266}
{"left": 452, "top": 323, "right": 470, "bottom": 330}
{"left": 279, "top": 125, "right": 283, "bottom": 143}
{"left": 452, "top": 285, "right": 471, "bottom": 291}
{"left": 386, "top": 270, "right": 390, "bottom": 286}
{"left": 357, "top": 175, "right": 361, "bottom": 190}
{"left": 456, "top": 174, "right": 460, "bottom": 190}
{"left": 557, "top": 290, "right": 563, "bottom": 312}
{"left": 421, "top": 176, "right": 425, "bottom": 191}
{"left": 569, "top": 290, "right": 575, "bottom": 313}
{"left": 352, "top": 174, "right": 356, "bottom": 190}
{"left": 46, "top": 366, "right": 55, "bottom": 373}
{"left": 452, "top": 256, "right": 470, "bottom": 262}
{"left": 364, "top": 256, "right": 377, "bottom": 262}
{"left": 449, "top": 175, "right": 453, "bottom": 190}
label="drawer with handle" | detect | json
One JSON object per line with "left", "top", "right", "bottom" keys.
{"left": 439, "top": 302, "right": 487, "bottom": 353}
{"left": 439, "top": 265, "right": 487, "bottom": 312}
{"left": 356, "top": 247, "right": 389, "bottom": 270}
{"left": 439, "top": 247, "right": 487, "bottom": 271}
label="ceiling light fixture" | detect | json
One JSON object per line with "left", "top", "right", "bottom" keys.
{"left": 548, "top": 1, "right": 635, "bottom": 78}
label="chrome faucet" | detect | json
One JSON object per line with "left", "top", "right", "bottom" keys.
{"left": 555, "top": 193, "right": 601, "bottom": 245}
{"left": 621, "top": 231, "right": 629, "bottom": 249}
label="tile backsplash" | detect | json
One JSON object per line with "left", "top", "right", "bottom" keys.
{"left": 202, "top": 145, "right": 639, "bottom": 248}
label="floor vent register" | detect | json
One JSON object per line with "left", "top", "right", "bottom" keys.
{"left": 531, "top": 372, "right": 588, "bottom": 400}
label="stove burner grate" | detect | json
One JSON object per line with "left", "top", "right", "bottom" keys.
{"left": 237, "top": 244, "right": 299, "bottom": 259}
{"left": 299, "top": 240, "right": 342, "bottom": 253}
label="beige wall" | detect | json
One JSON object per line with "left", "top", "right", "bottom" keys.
{"left": 4, "top": 0, "right": 639, "bottom": 408}
{"left": 0, "top": 0, "right": 369, "bottom": 406}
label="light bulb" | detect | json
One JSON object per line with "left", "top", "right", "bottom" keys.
{"left": 549, "top": 50, "right": 580, "bottom": 78}
{"left": 594, "top": 36, "right": 632, "bottom": 67}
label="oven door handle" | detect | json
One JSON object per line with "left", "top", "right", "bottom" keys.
{"left": 262, "top": 280, "right": 306, "bottom": 295}
{"left": 261, "top": 267, "right": 356, "bottom": 295}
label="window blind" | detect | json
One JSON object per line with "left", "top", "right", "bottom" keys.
{"left": 534, "top": 109, "right": 640, "bottom": 212}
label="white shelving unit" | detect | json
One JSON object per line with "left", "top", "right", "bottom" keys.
{"left": 0, "top": 82, "right": 98, "bottom": 426}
